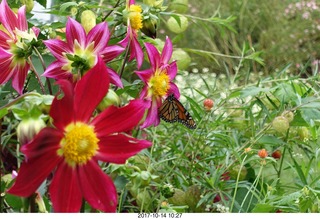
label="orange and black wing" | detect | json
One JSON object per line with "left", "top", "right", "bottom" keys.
{"left": 159, "top": 94, "right": 196, "bottom": 129}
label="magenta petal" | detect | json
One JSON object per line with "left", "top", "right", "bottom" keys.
{"left": 7, "top": 147, "right": 62, "bottom": 197}
{"left": 101, "top": 45, "right": 125, "bottom": 62}
{"left": 0, "top": 0, "right": 18, "bottom": 37}
{"left": 96, "top": 134, "right": 152, "bottom": 164}
{"left": 87, "top": 22, "right": 109, "bottom": 54}
{"left": 167, "top": 61, "right": 178, "bottom": 80}
{"left": 78, "top": 160, "right": 117, "bottom": 212}
{"left": 11, "top": 64, "right": 29, "bottom": 94}
{"left": 49, "top": 162, "right": 82, "bottom": 212}
{"left": 161, "top": 36, "right": 173, "bottom": 64}
{"left": 145, "top": 42, "right": 160, "bottom": 69}
{"left": 17, "top": 5, "right": 27, "bottom": 31}
{"left": 50, "top": 80, "right": 75, "bottom": 129}
{"left": 44, "top": 40, "right": 71, "bottom": 61}
{"left": 140, "top": 99, "right": 160, "bottom": 128}
{"left": 92, "top": 99, "right": 149, "bottom": 136}
{"left": 74, "top": 58, "right": 110, "bottom": 122}
{"left": 167, "top": 82, "right": 180, "bottom": 99}
{"left": 0, "top": 30, "right": 11, "bottom": 49}
{"left": 131, "top": 36, "right": 144, "bottom": 69}
{"left": 66, "top": 18, "right": 86, "bottom": 49}
{"left": 134, "top": 69, "right": 153, "bottom": 83}
{"left": 107, "top": 67, "right": 123, "bottom": 88}
{"left": 43, "top": 60, "right": 71, "bottom": 80}
{"left": 0, "top": 49, "right": 13, "bottom": 84}
{"left": 129, "top": 0, "right": 135, "bottom": 5}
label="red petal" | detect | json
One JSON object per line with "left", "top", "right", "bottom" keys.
{"left": 0, "top": 0, "right": 18, "bottom": 37}
{"left": 161, "top": 36, "right": 173, "bottom": 64}
{"left": 96, "top": 134, "right": 151, "bottom": 164}
{"left": 145, "top": 42, "right": 160, "bottom": 70}
{"left": 78, "top": 160, "right": 117, "bottom": 212}
{"left": 131, "top": 35, "right": 144, "bottom": 69}
{"left": 7, "top": 147, "right": 62, "bottom": 197}
{"left": 50, "top": 80, "right": 75, "bottom": 130}
{"left": 87, "top": 22, "right": 109, "bottom": 54}
{"left": 42, "top": 60, "right": 71, "bottom": 80}
{"left": 134, "top": 69, "right": 153, "bottom": 83}
{"left": 11, "top": 63, "right": 29, "bottom": 94}
{"left": 101, "top": 45, "right": 124, "bottom": 63}
{"left": 0, "top": 30, "right": 11, "bottom": 49}
{"left": 74, "top": 58, "right": 110, "bottom": 122}
{"left": 92, "top": 99, "right": 148, "bottom": 136}
{"left": 49, "top": 162, "right": 82, "bottom": 212}
{"left": 140, "top": 99, "right": 160, "bottom": 128}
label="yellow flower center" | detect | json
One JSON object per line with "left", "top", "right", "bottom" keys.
{"left": 58, "top": 122, "right": 99, "bottom": 167}
{"left": 148, "top": 70, "right": 170, "bottom": 97}
{"left": 128, "top": 5, "right": 143, "bottom": 30}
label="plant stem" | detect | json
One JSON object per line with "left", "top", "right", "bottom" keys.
{"left": 28, "top": 57, "right": 46, "bottom": 94}
{"left": 0, "top": 92, "right": 42, "bottom": 111}
{"left": 102, "top": 0, "right": 121, "bottom": 21}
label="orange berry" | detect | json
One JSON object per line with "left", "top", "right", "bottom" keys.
{"left": 258, "top": 149, "right": 268, "bottom": 158}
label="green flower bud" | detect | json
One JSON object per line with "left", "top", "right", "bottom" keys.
{"left": 97, "top": 89, "right": 120, "bottom": 112}
{"left": 282, "top": 110, "right": 294, "bottom": 123}
{"left": 298, "top": 126, "right": 309, "bottom": 141}
{"left": 17, "top": 118, "right": 46, "bottom": 145}
{"left": 161, "top": 184, "right": 175, "bottom": 198}
{"left": 272, "top": 116, "right": 289, "bottom": 134}
{"left": 167, "top": 15, "right": 188, "bottom": 34}
{"left": 70, "top": 7, "right": 78, "bottom": 16}
{"left": 20, "top": 0, "right": 34, "bottom": 13}
{"left": 141, "top": 15, "right": 158, "bottom": 38}
{"left": 81, "top": 10, "right": 96, "bottom": 33}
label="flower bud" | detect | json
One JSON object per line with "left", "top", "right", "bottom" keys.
{"left": 258, "top": 149, "right": 268, "bottom": 158}
{"left": 271, "top": 150, "right": 281, "bottom": 159}
{"left": 272, "top": 116, "right": 289, "bottom": 134}
{"left": 203, "top": 98, "right": 214, "bottom": 111}
{"left": 141, "top": 15, "right": 158, "bottom": 38}
{"left": 97, "top": 89, "right": 120, "bottom": 111}
{"left": 81, "top": 10, "right": 96, "bottom": 33}
{"left": 161, "top": 183, "right": 175, "bottom": 198}
{"left": 282, "top": 110, "right": 294, "bottom": 123}
{"left": 17, "top": 118, "right": 46, "bottom": 145}
{"left": 70, "top": 7, "right": 78, "bottom": 16}
{"left": 229, "top": 164, "right": 247, "bottom": 181}
{"left": 298, "top": 126, "right": 309, "bottom": 141}
{"left": 20, "top": 0, "right": 34, "bottom": 13}
{"left": 167, "top": 15, "right": 189, "bottom": 34}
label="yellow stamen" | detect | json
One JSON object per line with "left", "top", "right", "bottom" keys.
{"left": 58, "top": 122, "right": 99, "bottom": 167}
{"left": 128, "top": 5, "right": 143, "bottom": 30}
{"left": 148, "top": 70, "right": 170, "bottom": 97}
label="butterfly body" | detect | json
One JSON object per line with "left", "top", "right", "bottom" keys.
{"left": 159, "top": 94, "right": 196, "bottom": 129}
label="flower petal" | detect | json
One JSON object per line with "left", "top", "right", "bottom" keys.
{"left": 50, "top": 80, "right": 75, "bottom": 129}
{"left": 78, "top": 160, "right": 117, "bottom": 212}
{"left": 101, "top": 45, "right": 125, "bottom": 63}
{"left": 7, "top": 132, "right": 62, "bottom": 197}
{"left": 0, "top": 48, "right": 14, "bottom": 84}
{"left": 106, "top": 66, "right": 123, "bottom": 88}
{"left": 74, "top": 58, "right": 109, "bottom": 122}
{"left": 87, "top": 22, "right": 109, "bottom": 54}
{"left": 96, "top": 133, "right": 151, "bottom": 164}
{"left": 131, "top": 34, "right": 144, "bottom": 69}
{"left": 161, "top": 36, "right": 173, "bottom": 64}
{"left": 11, "top": 63, "right": 29, "bottom": 94}
{"left": 42, "top": 60, "right": 72, "bottom": 80}
{"left": 135, "top": 69, "right": 153, "bottom": 83}
{"left": 145, "top": 42, "right": 160, "bottom": 70}
{"left": 44, "top": 39, "right": 71, "bottom": 61}
{"left": 92, "top": 99, "right": 148, "bottom": 136}
{"left": 0, "top": 0, "right": 18, "bottom": 37}
{"left": 167, "top": 61, "right": 178, "bottom": 81}
{"left": 140, "top": 99, "right": 160, "bottom": 128}
{"left": 167, "top": 82, "right": 180, "bottom": 99}
{"left": 0, "top": 30, "right": 11, "bottom": 49}
{"left": 49, "top": 162, "right": 82, "bottom": 212}
{"left": 17, "top": 5, "right": 27, "bottom": 31}
{"left": 66, "top": 18, "right": 86, "bottom": 49}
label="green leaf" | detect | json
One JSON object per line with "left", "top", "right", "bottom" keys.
{"left": 36, "top": 0, "right": 47, "bottom": 8}
{"left": 299, "top": 108, "right": 320, "bottom": 126}
{"left": 257, "top": 135, "right": 285, "bottom": 146}
{"left": 251, "top": 203, "right": 276, "bottom": 213}
{"left": 239, "top": 86, "right": 270, "bottom": 98}
{"left": 0, "top": 108, "right": 8, "bottom": 119}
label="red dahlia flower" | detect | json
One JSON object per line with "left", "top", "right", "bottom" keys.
{"left": 8, "top": 59, "right": 152, "bottom": 212}
{"left": 43, "top": 17, "right": 124, "bottom": 87}
{"left": 135, "top": 37, "right": 180, "bottom": 128}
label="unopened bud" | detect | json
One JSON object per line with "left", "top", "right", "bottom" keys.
{"left": 81, "top": 10, "right": 96, "bottom": 33}
{"left": 258, "top": 149, "right": 268, "bottom": 158}
{"left": 17, "top": 118, "right": 46, "bottom": 145}
{"left": 203, "top": 98, "right": 214, "bottom": 111}
{"left": 272, "top": 116, "right": 289, "bottom": 134}
{"left": 97, "top": 89, "right": 121, "bottom": 111}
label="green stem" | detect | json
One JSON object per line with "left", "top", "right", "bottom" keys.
{"left": 0, "top": 92, "right": 41, "bottom": 111}
{"left": 114, "top": 39, "right": 131, "bottom": 91}
{"left": 28, "top": 57, "right": 46, "bottom": 94}
{"left": 102, "top": 0, "right": 121, "bottom": 21}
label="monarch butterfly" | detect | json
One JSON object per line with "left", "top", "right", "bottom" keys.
{"left": 158, "top": 94, "right": 196, "bottom": 129}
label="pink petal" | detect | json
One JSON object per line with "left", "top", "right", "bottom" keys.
{"left": 87, "top": 22, "right": 109, "bottom": 54}
{"left": 0, "top": 30, "right": 11, "bottom": 49}
{"left": 17, "top": 5, "right": 27, "bottom": 31}
{"left": 21, "top": 127, "right": 63, "bottom": 159}
{"left": 11, "top": 63, "right": 29, "bottom": 94}
{"left": 50, "top": 80, "right": 75, "bottom": 130}
{"left": 134, "top": 69, "right": 153, "bottom": 83}
{"left": 106, "top": 66, "right": 123, "bottom": 88}
{"left": 145, "top": 42, "right": 160, "bottom": 70}
{"left": 101, "top": 45, "right": 125, "bottom": 62}
{"left": 140, "top": 99, "right": 160, "bottom": 128}
{"left": 167, "top": 61, "right": 178, "bottom": 81}
{"left": 161, "top": 36, "right": 173, "bottom": 64}
{"left": 7, "top": 145, "right": 62, "bottom": 197}
{"left": 167, "top": 82, "right": 180, "bottom": 99}
{"left": 0, "top": 0, "right": 18, "bottom": 37}
{"left": 129, "top": 0, "right": 135, "bottom": 5}
{"left": 78, "top": 160, "right": 117, "bottom": 212}
{"left": 66, "top": 18, "right": 86, "bottom": 49}
{"left": 74, "top": 58, "right": 109, "bottom": 122}
{"left": 44, "top": 39, "right": 71, "bottom": 61}
{"left": 42, "top": 60, "right": 72, "bottom": 80}
{"left": 49, "top": 162, "right": 82, "bottom": 212}
{"left": 32, "top": 26, "right": 40, "bottom": 37}
{"left": 0, "top": 49, "right": 14, "bottom": 84}
{"left": 96, "top": 134, "right": 152, "bottom": 164}
{"left": 92, "top": 99, "right": 149, "bottom": 136}
{"left": 131, "top": 34, "right": 144, "bottom": 69}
